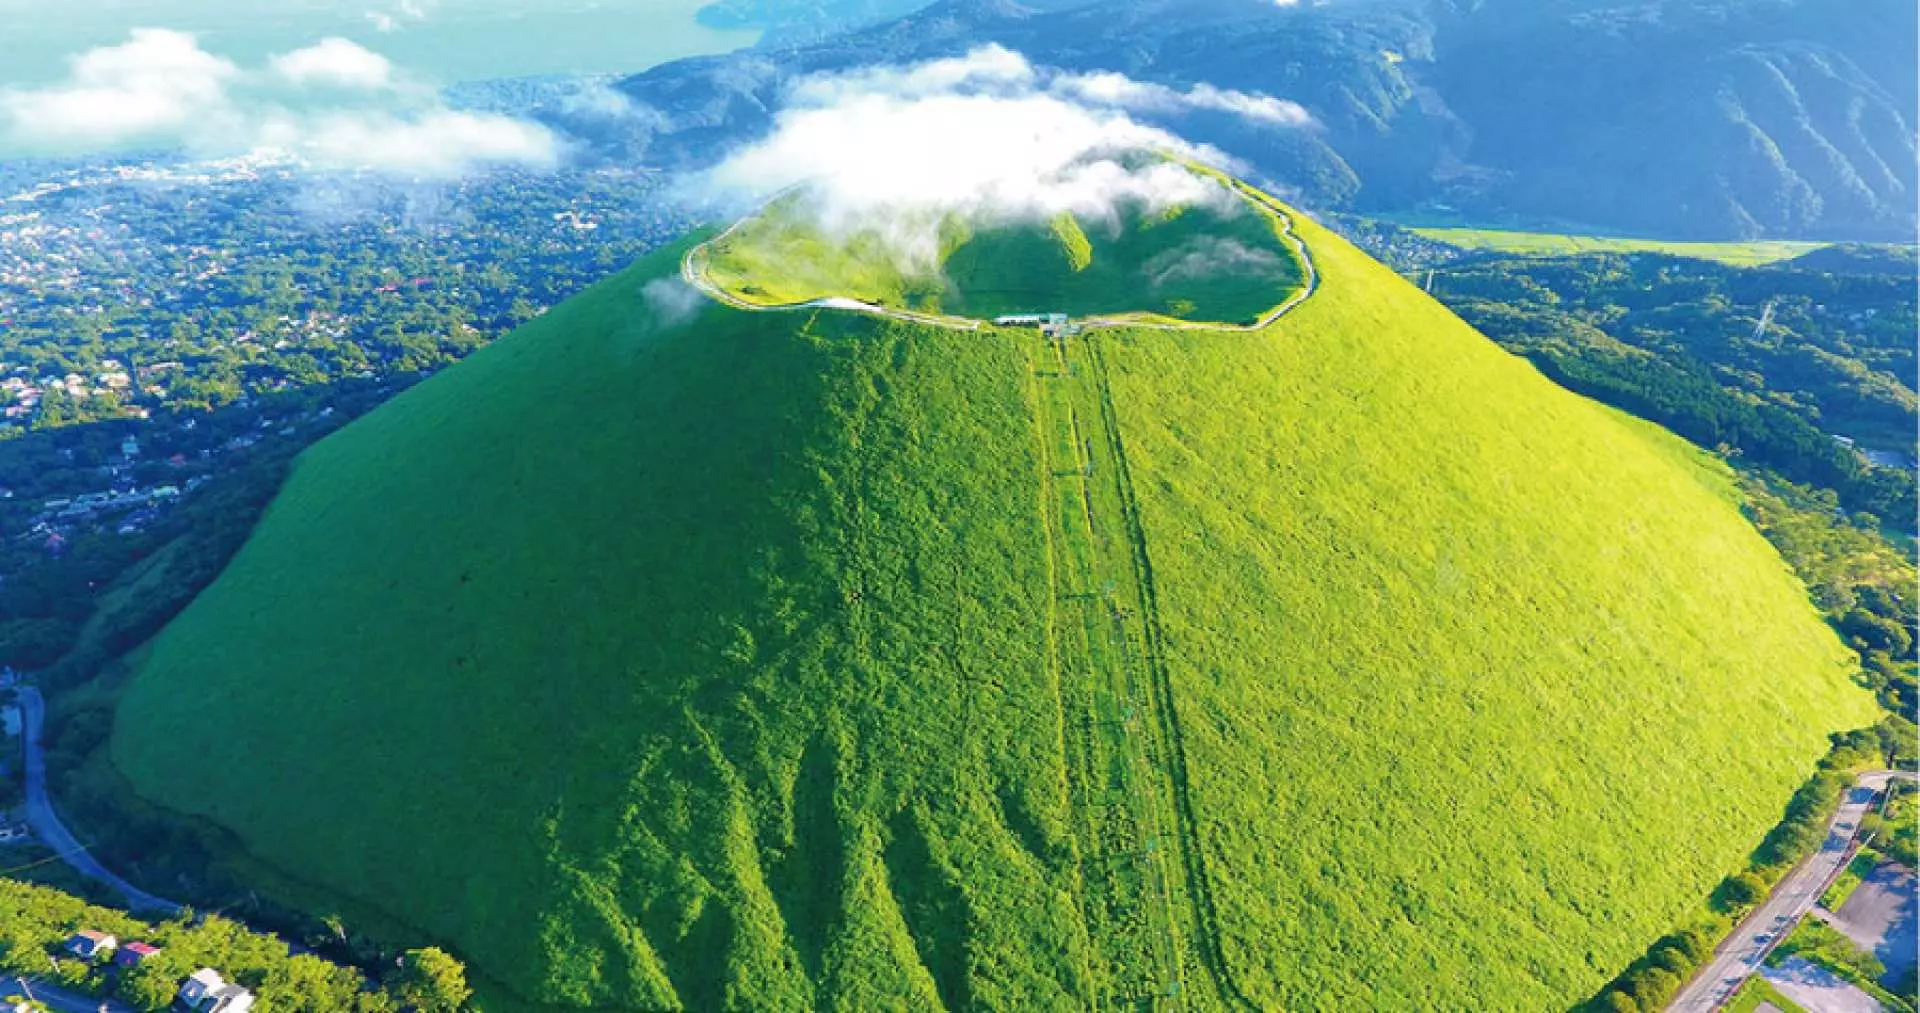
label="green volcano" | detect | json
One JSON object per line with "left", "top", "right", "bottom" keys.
{"left": 111, "top": 172, "right": 1872, "bottom": 1011}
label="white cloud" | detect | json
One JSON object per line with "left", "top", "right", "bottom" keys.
{"left": 705, "top": 92, "right": 1224, "bottom": 223}
{"left": 1052, "top": 71, "right": 1313, "bottom": 127}
{"left": 269, "top": 38, "right": 395, "bottom": 90}
{"left": 784, "top": 47, "right": 1312, "bottom": 130}
{"left": 693, "top": 46, "right": 1308, "bottom": 265}
{"left": 785, "top": 45, "right": 1037, "bottom": 105}
{"left": 1182, "top": 82, "right": 1313, "bottom": 126}
{"left": 1144, "top": 236, "right": 1282, "bottom": 288}
{"left": 258, "top": 109, "right": 559, "bottom": 176}
{"left": 366, "top": 0, "right": 434, "bottom": 33}
{"left": 640, "top": 275, "right": 706, "bottom": 331}
{"left": 553, "top": 79, "right": 672, "bottom": 131}
{"left": 0, "top": 29, "right": 556, "bottom": 179}
{"left": 0, "top": 29, "right": 238, "bottom": 147}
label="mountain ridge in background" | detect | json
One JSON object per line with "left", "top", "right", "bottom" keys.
{"left": 564, "top": 0, "right": 1917, "bottom": 240}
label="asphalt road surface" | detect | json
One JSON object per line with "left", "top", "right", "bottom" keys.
{"left": 1667, "top": 770, "right": 1912, "bottom": 1012}
{"left": 16, "top": 685, "right": 181, "bottom": 916}
{"left": 1762, "top": 956, "right": 1888, "bottom": 1013}
{"left": 11, "top": 975, "right": 136, "bottom": 1013}
{"left": 1822, "top": 860, "right": 1919, "bottom": 986}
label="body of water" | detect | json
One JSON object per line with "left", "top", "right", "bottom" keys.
{"left": 0, "top": 0, "right": 759, "bottom": 89}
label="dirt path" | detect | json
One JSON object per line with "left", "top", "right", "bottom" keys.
{"left": 1028, "top": 328, "right": 1254, "bottom": 1009}
{"left": 1030, "top": 332, "right": 1185, "bottom": 1005}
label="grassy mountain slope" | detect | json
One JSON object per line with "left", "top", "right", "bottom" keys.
{"left": 1096, "top": 210, "right": 1878, "bottom": 1007}
{"left": 115, "top": 239, "right": 1088, "bottom": 1011}
{"left": 111, "top": 196, "right": 1873, "bottom": 1011}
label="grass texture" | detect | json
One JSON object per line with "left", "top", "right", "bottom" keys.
{"left": 112, "top": 188, "right": 1874, "bottom": 1011}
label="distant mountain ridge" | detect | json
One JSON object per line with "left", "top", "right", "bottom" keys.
{"left": 565, "top": 0, "right": 1916, "bottom": 240}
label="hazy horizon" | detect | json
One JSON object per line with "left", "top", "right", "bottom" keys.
{"left": 0, "top": 0, "right": 758, "bottom": 91}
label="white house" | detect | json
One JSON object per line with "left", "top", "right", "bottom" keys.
{"left": 180, "top": 968, "right": 227, "bottom": 1004}
{"left": 179, "top": 968, "right": 256, "bottom": 1013}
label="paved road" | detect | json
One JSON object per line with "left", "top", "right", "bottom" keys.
{"left": 1668, "top": 770, "right": 1914, "bottom": 1012}
{"left": 12, "top": 975, "right": 136, "bottom": 1012}
{"left": 16, "top": 686, "right": 181, "bottom": 916}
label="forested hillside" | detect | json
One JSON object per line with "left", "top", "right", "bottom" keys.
{"left": 1430, "top": 250, "right": 1916, "bottom": 521}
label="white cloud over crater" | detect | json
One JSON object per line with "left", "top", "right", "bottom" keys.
{"left": 0, "top": 29, "right": 556, "bottom": 178}
{"left": 694, "top": 46, "right": 1311, "bottom": 261}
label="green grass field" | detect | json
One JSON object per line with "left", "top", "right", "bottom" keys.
{"left": 1410, "top": 226, "right": 1827, "bottom": 265}
{"left": 111, "top": 184, "right": 1875, "bottom": 1011}
{"left": 700, "top": 182, "right": 1306, "bottom": 325}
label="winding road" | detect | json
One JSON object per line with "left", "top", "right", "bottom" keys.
{"left": 16, "top": 685, "right": 181, "bottom": 916}
{"left": 1667, "top": 769, "right": 1915, "bottom": 1012}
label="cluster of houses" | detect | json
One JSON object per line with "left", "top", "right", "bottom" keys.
{"left": 0, "top": 361, "right": 141, "bottom": 422}
{"left": 64, "top": 930, "right": 255, "bottom": 1012}
{"left": 26, "top": 485, "right": 184, "bottom": 540}
{"left": 39, "top": 485, "right": 181, "bottom": 522}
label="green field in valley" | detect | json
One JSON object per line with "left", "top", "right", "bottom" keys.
{"left": 110, "top": 174, "right": 1876, "bottom": 1011}
{"left": 1410, "top": 225, "right": 1828, "bottom": 265}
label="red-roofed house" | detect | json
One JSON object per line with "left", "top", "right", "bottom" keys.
{"left": 115, "top": 940, "right": 162, "bottom": 967}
